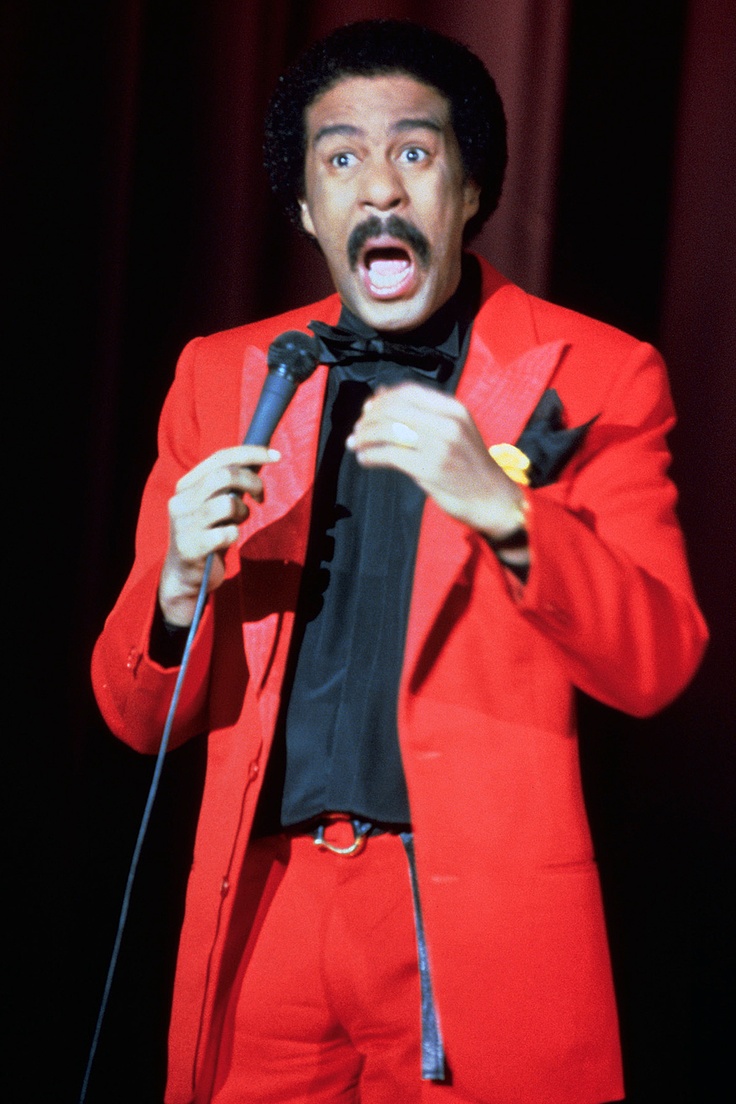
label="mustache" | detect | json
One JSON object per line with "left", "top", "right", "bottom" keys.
{"left": 347, "top": 215, "right": 431, "bottom": 270}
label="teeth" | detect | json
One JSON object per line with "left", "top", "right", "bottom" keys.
{"left": 368, "top": 258, "right": 410, "bottom": 289}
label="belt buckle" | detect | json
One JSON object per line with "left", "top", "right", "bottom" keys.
{"left": 313, "top": 817, "right": 370, "bottom": 857}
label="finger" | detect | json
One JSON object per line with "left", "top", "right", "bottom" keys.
{"left": 351, "top": 390, "right": 466, "bottom": 448}
{"left": 199, "top": 490, "right": 251, "bottom": 530}
{"left": 169, "top": 488, "right": 252, "bottom": 540}
{"left": 175, "top": 446, "right": 280, "bottom": 493}
{"left": 176, "top": 522, "right": 243, "bottom": 564}
{"left": 350, "top": 443, "right": 424, "bottom": 476}
{"left": 348, "top": 397, "right": 450, "bottom": 452}
{"left": 171, "top": 491, "right": 253, "bottom": 555}
{"left": 362, "top": 382, "right": 465, "bottom": 420}
{"left": 347, "top": 419, "right": 419, "bottom": 452}
{"left": 204, "top": 464, "right": 266, "bottom": 503}
{"left": 175, "top": 465, "right": 267, "bottom": 513}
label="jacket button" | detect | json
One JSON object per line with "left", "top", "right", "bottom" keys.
{"left": 126, "top": 648, "right": 140, "bottom": 672}
{"left": 248, "top": 761, "right": 260, "bottom": 781}
{"left": 220, "top": 877, "right": 230, "bottom": 897}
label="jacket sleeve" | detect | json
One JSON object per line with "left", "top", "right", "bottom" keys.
{"left": 507, "top": 340, "right": 708, "bottom": 716}
{"left": 91, "top": 337, "right": 219, "bottom": 753}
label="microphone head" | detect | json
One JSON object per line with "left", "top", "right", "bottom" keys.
{"left": 267, "top": 330, "right": 321, "bottom": 383}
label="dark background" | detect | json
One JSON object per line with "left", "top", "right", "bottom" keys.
{"left": 4, "top": 1, "right": 734, "bottom": 1101}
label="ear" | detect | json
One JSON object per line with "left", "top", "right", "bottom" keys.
{"left": 462, "top": 179, "right": 481, "bottom": 225}
{"left": 299, "top": 198, "right": 317, "bottom": 238}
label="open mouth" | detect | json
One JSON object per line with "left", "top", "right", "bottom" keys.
{"left": 359, "top": 243, "right": 418, "bottom": 299}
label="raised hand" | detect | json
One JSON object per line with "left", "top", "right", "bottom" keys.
{"left": 347, "top": 382, "right": 527, "bottom": 543}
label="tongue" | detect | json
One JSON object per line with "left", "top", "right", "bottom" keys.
{"left": 367, "top": 256, "right": 410, "bottom": 289}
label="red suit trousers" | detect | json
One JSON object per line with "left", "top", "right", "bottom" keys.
{"left": 209, "top": 825, "right": 467, "bottom": 1104}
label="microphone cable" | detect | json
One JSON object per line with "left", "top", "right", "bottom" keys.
{"left": 79, "top": 555, "right": 214, "bottom": 1104}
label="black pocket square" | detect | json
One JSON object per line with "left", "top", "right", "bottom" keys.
{"left": 515, "top": 389, "right": 597, "bottom": 488}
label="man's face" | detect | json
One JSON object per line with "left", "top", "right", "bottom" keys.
{"left": 299, "top": 74, "right": 480, "bottom": 332}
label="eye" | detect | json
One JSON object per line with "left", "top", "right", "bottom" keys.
{"left": 399, "top": 146, "right": 428, "bottom": 164}
{"left": 330, "top": 151, "right": 358, "bottom": 168}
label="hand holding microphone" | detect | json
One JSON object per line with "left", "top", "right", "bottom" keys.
{"left": 158, "top": 331, "right": 320, "bottom": 626}
{"left": 82, "top": 336, "right": 324, "bottom": 1103}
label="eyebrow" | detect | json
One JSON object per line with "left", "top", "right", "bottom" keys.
{"left": 312, "top": 117, "right": 444, "bottom": 146}
{"left": 393, "top": 117, "right": 443, "bottom": 134}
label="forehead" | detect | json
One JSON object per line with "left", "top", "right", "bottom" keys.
{"left": 304, "top": 73, "right": 453, "bottom": 140}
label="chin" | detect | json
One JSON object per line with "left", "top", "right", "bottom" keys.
{"left": 353, "top": 293, "right": 435, "bottom": 333}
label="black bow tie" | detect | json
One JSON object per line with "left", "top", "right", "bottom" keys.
{"left": 308, "top": 320, "right": 456, "bottom": 378}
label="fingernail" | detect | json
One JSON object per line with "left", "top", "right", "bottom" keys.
{"left": 267, "top": 449, "right": 281, "bottom": 460}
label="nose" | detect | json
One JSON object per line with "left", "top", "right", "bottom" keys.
{"left": 360, "top": 156, "right": 407, "bottom": 212}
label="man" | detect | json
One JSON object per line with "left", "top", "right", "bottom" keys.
{"left": 92, "top": 20, "right": 707, "bottom": 1104}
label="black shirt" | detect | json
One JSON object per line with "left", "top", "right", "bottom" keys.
{"left": 252, "top": 258, "right": 481, "bottom": 834}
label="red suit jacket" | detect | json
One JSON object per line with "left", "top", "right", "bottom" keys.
{"left": 92, "top": 258, "right": 707, "bottom": 1103}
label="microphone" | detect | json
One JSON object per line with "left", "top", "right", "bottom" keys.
{"left": 243, "top": 330, "right": 322, "bottom": 446}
